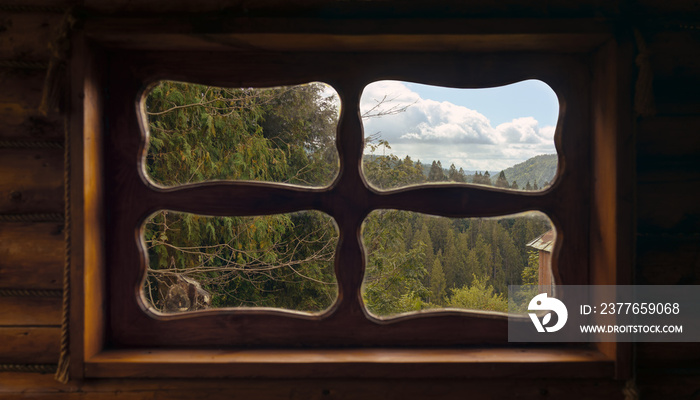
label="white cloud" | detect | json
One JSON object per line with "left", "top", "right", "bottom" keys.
{"left": 360, "top": 81, "right": 557, "bottom": 171}
{"left": 495, "top": 117, "right": 555, "bottom": 145}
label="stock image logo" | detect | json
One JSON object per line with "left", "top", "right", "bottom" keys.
{"left": 528, "top": 293, "right": 568, "bottom": 333}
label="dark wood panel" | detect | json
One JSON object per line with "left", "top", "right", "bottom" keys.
{"left": 636, "top": 236, "right": 700, "bottom": 285}
{"left": 637, "top": 342, "right": 700, "bottom": 370}
{"left": 649, "top": 32, "right": 700, "bottom": 80}
{"left": 0, "top": 148, "right": 63, "bottom": 214}
{"left": 653, "top": 76, "right": 700, "bottom": 116}
{"left": 0, "top": 13, "right": 62, "bottom": 61}
{"left": 82, "top": 0, "right": 618, "bottom": 18}
{"left": 0, "top": 371, "right": 626, "bottom": 399}
{"left": 636, "top": 373, "right": 700, "bottom": 400}
{"left": 646, "top": 31, "right": 700, "bottom": 115}
{"left": 0, "top": 222, "right": 64, "bottom": 290}
{"left": 637, "top": 168, "right": 700, "bottom": 235}
{"left": 0, "top": 67, "right": 63, "bottom": 141}
{"left": 637, "top": 116, "right": 700, "bottom": 161}
{"left": 0, "top": 296, "right": 61, "bottom": 326}
{"left": 0, "top": 327, "right": 59, "bottom": 364}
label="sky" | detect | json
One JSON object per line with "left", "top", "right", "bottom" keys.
{"left": 358, "top": 80, "right": 559, "bottom": 172}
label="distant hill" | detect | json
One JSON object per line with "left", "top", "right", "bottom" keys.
{"left": 364, "top": 153, "right": 558, "bottom": 188}
{"left": 501, "top": 154, "right": 557, "bottom": 189}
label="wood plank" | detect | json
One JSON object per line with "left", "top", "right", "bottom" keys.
{"left": 646, "top": 32, "right": 700, "bottom": 115}
{"left": 84, "top": 348, "right": 614, "bottom": 379}
{"left": 653, "top": 76, "right": 700, "bottom": 116}
{"left": 636, "top": 372, "right": 700, "bottom": 399}
{"left": 0, "top": 295, "right": 61, "bottom": 326}
{"left": 0, "top": 13, "right": 62, "bottom": 61}
{"left": 0, "top": 371, "right": 625, "bottom": 399}
{"left": 0, "top": 327, "right": 60, "bottom": 364}
{"left": 648, "top": 32, "right": 700, "bottom": 80}
{"left": 637, "top": 116, "right": 700, "bottom": 160}
{"left": 0, "top": 222, "right": 64, "bottom": 290}
{"left": 0, "top": 148, "right": 63, "bottom": 214}
{"left": 636, "top": 236, "right": 700, "bottom": 285}
{"left": 637, "top": 169, "right": 700, "bottom": 235}
{"left": 637, "top": 342, "right": 700, "bottom": 369}
{"left": 82, "top": 0, "right": 618, "bottom": 17}
{"left": 0, "top": 1, "right": 73, "bottom": 10}
{"left": 0, "top": 67, "right": 63, "bottom": 141}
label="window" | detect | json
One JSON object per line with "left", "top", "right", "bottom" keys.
{"left": 72, "top": 22, "right": 633, "bottom": 379}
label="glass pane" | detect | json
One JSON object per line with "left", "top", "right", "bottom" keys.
{"left": 143, "top": 81, "right": 340, "bottom": 187}
{"left": 141, "top": 210, "right": 338, "bottom": 314}
{"left": 360, "top": 80, "right": 559, "bottom": 191}
{"left": 361, "top": 210, "right": 554, "bottom": 317}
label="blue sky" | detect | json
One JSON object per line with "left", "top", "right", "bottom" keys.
{"left": 359, "top": 80, "right": 559, "bottom": 171}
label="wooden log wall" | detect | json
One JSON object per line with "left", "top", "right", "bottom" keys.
{"left": 0, "top": 4, "right": 65, "bottom": 377}
{"left": 0, "top": 1, "right": 699, "bottom": 399}
{"left": 635, "top": 28, "right": 700, "bottom": 394}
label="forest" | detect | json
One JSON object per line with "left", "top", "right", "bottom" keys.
{"left": 141, "top": 81, "right": 553, "bottom": 316}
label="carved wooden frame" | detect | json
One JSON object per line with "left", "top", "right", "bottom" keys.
{"left": 69, "top": 19, "right": 633, "bottom": 379}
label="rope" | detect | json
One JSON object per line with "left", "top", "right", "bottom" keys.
{"left": 623, "top": 379, "right": 639, "bottom": 400}
{"left": 55, "top": 116, "right": 71, "bottom": 384}
{"left": 39, "top": 8, "right": 76, "bottom": 116}
{"left": 0, "top": 214, "right": 64, "bottom": 223}
{"left": 0, "top": 140, "right": 63, "bottom": 149}
{"left": 0, "top": 289, "right": 62, "bottom": 297}
{"left": 0, "top": 364, "right": 57, "bottom": 373}
{"left": 0, "top": 60, "right": 49, "bottom": 70}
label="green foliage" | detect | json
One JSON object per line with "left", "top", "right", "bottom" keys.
{"left": 447, "top": 275, "right": 509, "bottom": 312}
{"left": 145, "top": 81, "right": 339, "bottom": 187}
{"left": 143, "top": 80, "right": 553, "bottom": 316}
{"left": 362, "top": 210, "right": 430, "bottom": 316}
{"left": 495, "top": 170, "right": 510, "bottom": 188}
{"left": 472, "top": 171, "right": 492, "bottom": 186}
{"left": 430, "top": 258, "right": 447, "bottom": 305}
{"left": 363, "top": 149, "right": 425, "bottom": 189}
{"left": 362, "top": 209, "right": 551, "bottom": 316}
{"left": 501, "top": 154, "right": 557, "bottom": 190}
{"left": 522, "top": 250, "right": 540, "bottom": 285}
{"left": 427, "top": 160, "right": 446, "bottom": 182}
{"left": 143, "top": 81, "right": 341, "bottom": 313}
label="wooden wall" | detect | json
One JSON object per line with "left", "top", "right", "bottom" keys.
{"left": 0, "top": 1, "right": 698, "bottom": 398}
{"left": 635, "top": 27, "right": 700, "bottom": 396}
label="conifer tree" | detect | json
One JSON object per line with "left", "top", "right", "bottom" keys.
{"left": 447, "top": 163, "right": 458, "bottom": 182}
{"left": 430, "top": 257, "right": 447, "bottom": 305}
{"left": 473, "top": 171, "right": 483, "bottom": 184}
{"left": 456, "top": 167, "right": 467, "bottom": 183}
{"left": 495, "top": 170, "right": 510, "bottom": 188}
{"left": 427, "top": 160, "right": 446, "bottom": 181}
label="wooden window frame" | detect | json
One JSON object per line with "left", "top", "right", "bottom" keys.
{"left": 69, "top": 18, "right": 634, "bottom": 380}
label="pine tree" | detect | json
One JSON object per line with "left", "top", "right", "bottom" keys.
{"left": 447, "top": 163, "right": 458, "bottom": 182}
{"left": 495, "top": 170, "right": 509, "bottom": 188}
{"left": 430, "top": 257, "right": 447, "bottom": 305}
{"left": 483, "top": 171, "right": 491, "bottom": 185}
{"left": 427, "top": 160, "right": 446, "bottom": 181}
{"left": 456, "top": 167, "right": 467, "bottom": 183}
{"left": 511, "top": 181, "right": 519, "bottom": 190}
{"left": 525, "top": 181, "right": 532, "bottom": 190}
{"left": 533, "top": 181, "right": 539, "bottom": 190}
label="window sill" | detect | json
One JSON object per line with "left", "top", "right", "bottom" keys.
{"left": 85, "top": 348, "right": 614, "bottom": 379}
